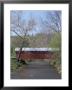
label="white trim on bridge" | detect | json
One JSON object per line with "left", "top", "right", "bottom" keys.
{"left": 15, "top": 48, "right": 60, "bottom": 51}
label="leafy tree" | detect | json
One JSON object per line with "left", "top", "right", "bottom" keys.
{"left": 49, "top": 32, "right": 61, "bottom": 49}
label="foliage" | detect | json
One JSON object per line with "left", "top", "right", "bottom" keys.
{"left": 11, "top": 58, "right": 26, "bottom": 72}
{"left": 49, "top": 51, "right": 61, "bottom": 74}
{"left": 49, "top": 32, "right": 61, "bottom": 48}
{"left": 48, "top": 32, "right": 61, "bottom": 74}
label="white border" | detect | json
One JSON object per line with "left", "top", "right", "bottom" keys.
{"left": 4, "top": 4, "right": 69, "bottom": 87}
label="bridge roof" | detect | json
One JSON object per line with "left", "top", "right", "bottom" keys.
{"left": 15, "top": 48, "right": 59, "bottom": 51}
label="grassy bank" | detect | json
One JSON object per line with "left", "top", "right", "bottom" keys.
{"left": 11, "top": 58, "right": 27, "bottom": 72}
{"left": 48, "top": 52, "right": 61, "bottom": 75}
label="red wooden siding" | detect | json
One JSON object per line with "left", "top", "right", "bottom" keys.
{"left": 16, "top": 51, "right": 57, "bottom": 60}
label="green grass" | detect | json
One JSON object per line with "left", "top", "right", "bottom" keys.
{"left": 11, "top": 58, "right": 25, "bottom": 72}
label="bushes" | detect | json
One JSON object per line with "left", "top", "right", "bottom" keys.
{"left": 11, "top": 58, "right": 27, "bottom": 72}
{"left": 49, "top": 51, "right": 61, "bottom": 74}
{"left": 48, "top": 32, "right": 61, "bottom": 74}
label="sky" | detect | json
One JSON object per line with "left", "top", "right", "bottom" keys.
{"left": 10, "top": 10, "right": 61, "bottom": 36}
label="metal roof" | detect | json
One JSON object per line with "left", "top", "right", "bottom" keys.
{"left": 15, "top": 48, "right": 59, "bottom": 51}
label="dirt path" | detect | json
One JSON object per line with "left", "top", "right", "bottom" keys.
{"left": 11, "top": 61, "right": 61, "bottom": 79}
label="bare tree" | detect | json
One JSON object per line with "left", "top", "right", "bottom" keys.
{"left": 11, "top": 11, "right": 36, "bottom": 37}
{"left": 10, "top": 11, "right": 36, "bottom": 62}
{"left": 40, "top": 11, "right": 61, "bottom": 33}
{"left": 48, "top": 11, "right": 61, "bottom": 32}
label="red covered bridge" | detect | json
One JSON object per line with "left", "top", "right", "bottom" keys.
{"left": 15, "top": 48, "right": 59, "bottom": 61}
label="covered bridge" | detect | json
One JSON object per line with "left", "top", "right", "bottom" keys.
{"left": 15, "top": 48, "right": 59, "bottom": 61}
